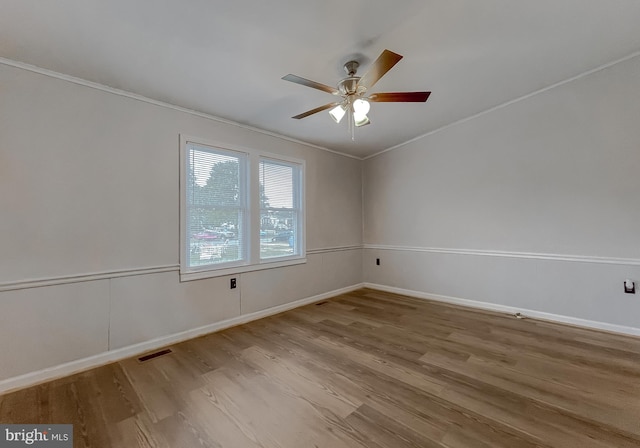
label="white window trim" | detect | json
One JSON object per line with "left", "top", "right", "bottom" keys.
{"left": 179, "top": 135, "right": 306, "bottom": 281}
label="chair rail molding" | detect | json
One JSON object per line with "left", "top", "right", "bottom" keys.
{"left": 364, "top": 244, "right": 640, "bottom": 266}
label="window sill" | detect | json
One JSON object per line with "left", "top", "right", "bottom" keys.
{"left": 180, "top": 257, "right": 307, "bottom": 282}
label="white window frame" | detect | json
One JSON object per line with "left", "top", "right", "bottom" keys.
{"left": 180, "top": 135, "right": 306, "bottom": 281}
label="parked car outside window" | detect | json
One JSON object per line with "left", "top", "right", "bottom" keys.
{"left": 271, "top": 230, "right": 292, "bottom": 242}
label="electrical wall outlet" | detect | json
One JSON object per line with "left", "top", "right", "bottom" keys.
{"left": 376, "top": 258, "right": 380, "bottom": 266}
{"left": 230, "top": 278, "right": 237, "bottom": 289}
{"left": 624, "top": 279, "right": 635, "bottom": 294}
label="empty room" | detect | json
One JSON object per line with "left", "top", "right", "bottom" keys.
{"left": 1, "top": 1, "right": 640, "bottom": 447}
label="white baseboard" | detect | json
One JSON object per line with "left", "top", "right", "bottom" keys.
{"left": 364, "top": 283, "right": 640, "bottom": 338}
{"left": 0, "top": 283, "right": 365, "bottom": 395}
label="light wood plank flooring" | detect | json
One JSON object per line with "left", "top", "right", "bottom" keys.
{"left": 2, "top": 288, "right": 640, "bottom": 447}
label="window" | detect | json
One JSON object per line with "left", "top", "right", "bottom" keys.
{"left": 180, "top": 136, "right": 305, "bottom": 280}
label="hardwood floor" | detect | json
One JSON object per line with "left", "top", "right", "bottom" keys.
{"left": 2, "top": 288, "right": 640, "bottom": 447}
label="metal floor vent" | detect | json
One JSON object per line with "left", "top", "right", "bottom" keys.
{"left": 138, "top": 348, "right": 173, "bottom": 362}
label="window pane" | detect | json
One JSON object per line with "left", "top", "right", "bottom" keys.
{"left": 186, "top": 143, "right": 245, "bottom": 268}
{"left": 260, "top": 162, "right": 293, "bottom": 209}
{"left": 188, "top": 146, "right": 240, "bottom": 206}
{"left": 188, "top": 209, "right": 243, "bottom": 267}
{"left": 260, "top": 210, "right": 296, "bottom": 259}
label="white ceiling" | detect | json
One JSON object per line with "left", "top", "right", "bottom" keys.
{"left": 2, "top": 0, "right": 640, "bottom": 158}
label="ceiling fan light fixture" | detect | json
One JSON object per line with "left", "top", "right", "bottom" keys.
{"left": 328, "top": 104, "right": 346, "bottom": 123}
{"left": 353, "top": 112, "right": 370, "bottom": 127}
{"left": 353, "top": 98, "right": 370, "bottom": 115}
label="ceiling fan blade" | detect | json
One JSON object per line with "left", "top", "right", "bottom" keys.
{"left": 357, "top": 49, "right": 403, "bottom": 90}
{"left": 368, "top": 91, "right": 431, "bottom": 102}
{"left": 282, "top": 74, "right": 339, "bottom": 95}
{"left": 292, "top": 102, "right": 339, "bottom": 119}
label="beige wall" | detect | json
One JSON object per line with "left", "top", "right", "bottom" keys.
{"left": 363, "top": 55, "right": 640, "bottom": 331}
{"left": 0, "top": 63, "right": 363, "bottom": 384}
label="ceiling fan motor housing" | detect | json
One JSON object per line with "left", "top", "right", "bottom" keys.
{"left": 338, "top": 77, "right": 364, "bottom": 95}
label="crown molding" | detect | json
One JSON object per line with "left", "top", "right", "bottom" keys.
{"left": 0, "top": 57, "right": 361, "bottom": 161}
{"left": 364, "top": 49, "right": 640, "bottom": 160}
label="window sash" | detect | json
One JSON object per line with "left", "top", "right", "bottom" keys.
{"left": 184, "top": 143, "right": 248, "bottom": 271}
{"left": 259, "top": 158, "right": 302, "bottom": 260}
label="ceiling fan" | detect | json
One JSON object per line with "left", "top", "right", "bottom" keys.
{"left": 282, "top": 49, "right": 431, "bottom": 139}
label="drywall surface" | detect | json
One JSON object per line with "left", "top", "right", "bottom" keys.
{"left": 363, "top": 55, "right": 640, "bottom": 330}
{"left": 0, "top": 281, "right": 110, "bottom": 380}
{"left": 363, "top": 248, "right": 640, "bottom": 331}
{"left": 241, "top": 248, "right": 362, "bottom": 314}
{"left": 0, "top": 62, "right": 363, "bottom": 383}
{"left": 0, "top": 64, "right": 362, "bottom": 282}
